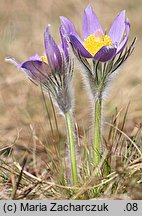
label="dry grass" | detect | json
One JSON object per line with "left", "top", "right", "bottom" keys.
{"left": 0, "top": 0, "right": 142, "bottom": 199}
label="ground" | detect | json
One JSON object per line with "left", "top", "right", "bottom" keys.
{"left": 0, "top": 0, "right": 142, "bottom": 199}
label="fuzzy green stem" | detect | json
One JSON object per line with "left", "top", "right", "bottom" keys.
{"left": 94, "top": 97, "right": 102, "bottom": 166}
{"left": 65, "top": 111, "right": 78, "bottom": 185}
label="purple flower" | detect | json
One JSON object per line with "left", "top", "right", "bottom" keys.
{"left": 6, "top": 25, "right": 69, "bottom": 83}
{"left": 60, "top": 5, "right": 130, "bottom": 62}
{"left": 6, "top": 25, "right": 74, "bottom": 114}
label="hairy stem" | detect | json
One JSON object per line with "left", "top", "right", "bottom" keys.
{"left": 65, "top": 111, "right": 78, "bottom": 185}
{"left": 94, "top": 97, "right": 102, "bottom": 166}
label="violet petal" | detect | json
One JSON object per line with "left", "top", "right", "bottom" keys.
{"left": 60, "top": 25, "right": 69, "bottom": 60}
{"left": 69, "top": 34, "right": 92, "bottom": 58}
{"left": 44, "top": 25, "right": 62, "bottom": 70}
{"left": 82, "top": 4, "right": 103, "bottom": 39}
{"left": 116, "top": 19, "right": 130, "bottom": 54}
{"left": 94, "top": 46, "right": 117, "bottom": 62}
{"left": 60, "top": 16, "right": 81, "bottom": 41}
{"left": 5, "top": 57, "right": 21, "bottom": 68}
{"left": 108, "top": 10, "right": 126, "bottom": 44}
{"left": 29, "top": 53, "right": 41, "bottom": 61}
{"left": 21, "top": 60, "right": 51, "bottom": 81}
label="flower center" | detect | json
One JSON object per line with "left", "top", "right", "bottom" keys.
{"left": 40, "top": 55, "right": 48, "bottom": 63}
{"left": 84, "top": 32, "right": 112, "bottom": 56}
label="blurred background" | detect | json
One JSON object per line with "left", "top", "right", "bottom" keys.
{"left": 0, "top": 0, "right": 142, "bottom": 162}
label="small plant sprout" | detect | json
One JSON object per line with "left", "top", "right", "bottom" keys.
{"left": 60, "top": 4, "right": 136, "bottom": 167}
{"left": 5, "top": 25, "right": 78, "bottom": 186}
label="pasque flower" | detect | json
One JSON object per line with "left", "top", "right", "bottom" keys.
{"left": 60, "top": 4, "right": 130, "bottom": 62}
{"left": 6, "top": 25, "right": 78, "bottom": 185}
{"left": 6, "top": 25, "right": 72, "bottom": 114}
{"left": 60, "top": 4, "right": 136, "bottom": 167}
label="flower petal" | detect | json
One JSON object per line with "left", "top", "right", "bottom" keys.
{"left": 60, "top": 25, "right": 69, "bottom": 60}
{"left": 69, "top": 34, "right": 92, "bottom": 58}
{"left": 44, "top": 25, "right": 62, "bottom": 70}
{"left": 60, "top": 16, "right": 81, "bottom": 41}
{"left": 116, "top": 19, "right": 130, "bottom": 54}
{"left": 82, "top": 4, "right": 103, "bottom": 39}
{"left": 94, "top": 46, "right": 117, "bottom": 62}
{"left": 5, "top": 57, "right": 21, "bottom": 68}
{"left": 108, "top": 10, "right": 126, "bottom": 44}
{"left": 21, "top": 60, "right": 51, "bottom": 81}
{"left": 29, "top": 53, "right": 41, "bottom": 61}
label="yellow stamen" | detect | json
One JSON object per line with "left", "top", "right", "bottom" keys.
{"left": 40, "top": 55, "right": 48, "bottom": 63}
{"left": 84, "top": 33, "right": 112, "bottom": 56}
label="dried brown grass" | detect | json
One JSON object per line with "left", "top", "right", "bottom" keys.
{"left": 0, "top": 0, "right": 142, "bottom": 199}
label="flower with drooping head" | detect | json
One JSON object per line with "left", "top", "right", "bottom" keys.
{"left": 6, "top": 25, "right": 79, "bottom": 185}
{"left": 5, "top": 25, "right": 74, "bottom": 115}
{"left": 60, "top": 4, "right": 130, "bottom": 62}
